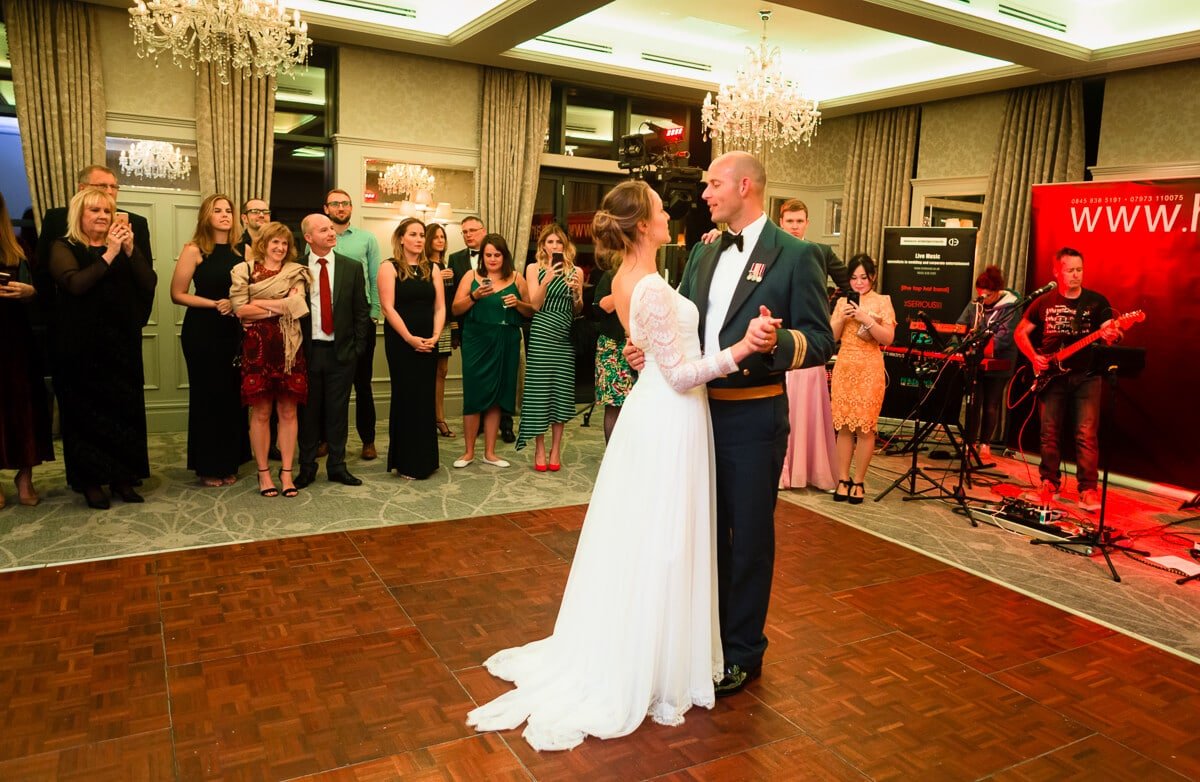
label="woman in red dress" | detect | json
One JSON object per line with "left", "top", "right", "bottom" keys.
{"left": 230, "top": 222, "right": 311, "bottom": 497}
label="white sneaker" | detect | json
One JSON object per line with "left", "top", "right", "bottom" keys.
{"left": 1078, "top": 489, "right": 1102, "bottom": 512}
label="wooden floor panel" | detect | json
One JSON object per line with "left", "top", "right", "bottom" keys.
{"left": 834, "top": 568, "right": 1117, "bottom": 674}
{"left": 2, "top": 503, "right": 1199, "bottom": 780}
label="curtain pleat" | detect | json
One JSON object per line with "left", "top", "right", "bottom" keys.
{"left": 479, "top": 68, "right": 552, "bottom": 266}
{"left": 840, "top": 106, "right": 920, "bottom": 266}
{"left": 978, "top": 80, "right": 1085, "bottom": 291}
{"left": 196, "top": 63, "right": 276, "bottom": 210}
{"left": 4, "top": 0, "right": 107, "bottom": 230}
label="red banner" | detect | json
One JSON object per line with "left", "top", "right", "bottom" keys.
{"left": 1028, "top": 179, "right": 1200, "bottom": 492}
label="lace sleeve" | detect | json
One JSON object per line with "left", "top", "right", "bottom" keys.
{"left": 630, "top": 276, "right": 737, "bottom": 393}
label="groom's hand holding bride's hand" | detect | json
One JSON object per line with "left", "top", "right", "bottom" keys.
{"left": 623, "top": 341, "right": 645, "bottom": 372}
{"left": 748, "top": 305, "right": 781, "bottom": 353}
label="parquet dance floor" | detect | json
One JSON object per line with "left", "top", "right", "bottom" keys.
{"left": 1, "top": 502, "right": 1198, "bottom": 781}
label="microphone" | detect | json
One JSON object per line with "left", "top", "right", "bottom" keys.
{"left": 974, "top": 295, "right": 985, "bottom": 303}
{"left": 1027, "top": 280, "right": 1057, "bottom": 299}
{"left": 916, "top": 311, "right": 945, "bottom": 349}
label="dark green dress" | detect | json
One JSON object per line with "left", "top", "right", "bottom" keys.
{"left": 461, "top": 277, "right": 521, "bottom": 415}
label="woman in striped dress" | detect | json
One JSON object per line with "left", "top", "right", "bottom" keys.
{"left": 516, "top": 224, "right": 584, "bottom": 471}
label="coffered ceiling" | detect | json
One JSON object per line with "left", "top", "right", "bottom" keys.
{"left": 92, "top": 0, "right": 1200, "bottom": 115}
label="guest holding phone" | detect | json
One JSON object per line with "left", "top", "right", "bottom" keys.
{"left": 516, "top": 224, "right": 583, "bottom": 471}
{"left": 49, "top": 188, "right": 157, "bottom": 509}
{"left": 829, "top": 254, "right": 894, "bottom": 503}
{"left": 451, "top": 234, "right": 533, "bottom": 468}
{"left": 171, "top": 194, "right": 250, "bottom": 487}
{"left": 0, "top": 191, "right": 53, "bottom": 508}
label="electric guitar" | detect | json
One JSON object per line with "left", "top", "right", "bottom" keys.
{"left": 1031, "top": 310, "right": 1146, "bottom": 394}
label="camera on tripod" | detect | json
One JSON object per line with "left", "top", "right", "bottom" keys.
{"left": 619, "top": 120, "right": 703, "bottom": 219}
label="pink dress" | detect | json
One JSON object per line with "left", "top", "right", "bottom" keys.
{"left": 779, "top": 365, "right": 838, "bottom": 490}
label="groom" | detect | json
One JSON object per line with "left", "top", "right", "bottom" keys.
{"left": 678, "top": 151, "right": 834, "bottom": 695}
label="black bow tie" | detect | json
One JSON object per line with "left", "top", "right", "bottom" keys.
{"left": 719, "top": 231, "right": 744, "bottom": 253}
{"left": 469, "top": 250, "right": 479, "bottom": 258}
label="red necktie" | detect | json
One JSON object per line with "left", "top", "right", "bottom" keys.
{"left": 317, "top": 257, "right": 334, "bottom": 335}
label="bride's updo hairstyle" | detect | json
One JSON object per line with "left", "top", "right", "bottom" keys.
{"left": 592, "top": 180, "right": 655, "bottom": 270}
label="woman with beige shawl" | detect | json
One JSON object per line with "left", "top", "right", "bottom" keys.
{"left": 230, "top": 221, "right": 312, "bottom": 497}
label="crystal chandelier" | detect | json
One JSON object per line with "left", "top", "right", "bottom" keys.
{"left": 379, "top": 164, "right": 435, "bottom": 199}
{"left": 128, "top": 0, "right": 312, "bottom": 85}
{"left": 118, "top": 140, "right": 193, "bottom": 181}
{"left": 701, "top": 10, "right": 821, "bottom": 155}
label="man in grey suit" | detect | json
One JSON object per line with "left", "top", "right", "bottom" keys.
{"left": 676, "top": 151, "right": 834, "bottom": 696}
{"left": 294, "top": 214, "right": 373, "bottom": 488}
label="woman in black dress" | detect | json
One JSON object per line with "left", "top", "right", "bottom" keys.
{"left": 170, "top": 194, "right": 250, "bottom": 486}
{"left": 49, "top": 188, "right": 157, "bottom": 509}
{"left": 379, "top": 217, "right": 445, "bottom": 479}
{"left": 425, "top": 222, "right": 456, "bottom": 438}
{"left": 0, "top": 191, "right": 53, "bottom": 508}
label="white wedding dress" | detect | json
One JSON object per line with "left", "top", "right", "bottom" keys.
{"left": 466, "top": 273, "right": 738, "bottom": 751}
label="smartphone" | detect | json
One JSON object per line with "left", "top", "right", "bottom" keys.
{"left": 0, "top": 270, "right": 11, "bottom": 286}
{"left": 847, "top": 290, "right": 860, "bottom": 306}
{"left": 114, "top": 212, "right": 129, "bottom": 225}
{"left": 551, "top": 252, "right": 564, "bottom": 269}
{"left": 480, "top": 277, "right": 493, "bottom": 288}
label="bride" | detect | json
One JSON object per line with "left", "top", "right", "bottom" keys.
{"left": 466, "top": 180, "right": 778, "bottom": 751}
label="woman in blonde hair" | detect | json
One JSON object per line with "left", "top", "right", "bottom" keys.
{"left": 171, "top": 193, "right": 250, "bottom": 487}
{"left": 468, "top": 180, "right": 776, "bottom": 751}
{"left": 379, "top": 217, "right": 444, "bottom": 479}
{"left": 49, "top": 188, "right": 157, "bottom": 509}
{"left": 515, "top": 223, "right": 584, "bottom": 470}
{"left": 230, "top": 222, "right": 311, "bottom": 498}
{"left": 0, "top": 191, "right": 52, "bottom": 508}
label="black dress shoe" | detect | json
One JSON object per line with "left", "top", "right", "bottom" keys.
{"left": 83, "top": 486, "right": 110, "bottom": 510}
{"left": 501, "top": 429, "right": 516, "bottom": 444}
{"left": 294, "top": 469, "right": 317, "bottom": 489}
{"left": 111, "top": 484, "right": 145, "bottom": 503}
{"left": 328, "top": 470, "right": 363, "bottom": 486}
{"left": 714, "top": 663, "right": 762, "bottom": 698}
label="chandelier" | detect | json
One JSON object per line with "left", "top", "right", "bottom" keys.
{"left": 119, "top": 140, "right": 193, "bottom": 181}
{"left": 379, "top": 164, "right": 435, "bottom": 199}
{"left": 128, "top": 0, "right": 312, "bottom": 85}
{"left": 701, "top": 9, "right": 821, "bottom": 155}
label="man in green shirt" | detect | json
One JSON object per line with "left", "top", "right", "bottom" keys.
{"left": 314, "top": 189, "right": 383, "bottom": 460}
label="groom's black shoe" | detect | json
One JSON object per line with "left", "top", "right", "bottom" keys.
{"left": 714, "top": 663, "right": 762, "bottom": 698}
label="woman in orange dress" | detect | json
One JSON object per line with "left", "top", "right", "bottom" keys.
{"left": 829, "top": 254, "right": 895, "bottom": 504}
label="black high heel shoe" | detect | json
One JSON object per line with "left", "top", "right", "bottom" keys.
{"left": 833, "top": 480, "right": 852, "bottom": 502}
{"left": 279, "top": 468, "right": 299, "bottom": 498}
{"left": 848, "top": 482, "right": 865, "bottom": 505}
{"left": 257, "top": 468, "right": 279, "bottom": 497}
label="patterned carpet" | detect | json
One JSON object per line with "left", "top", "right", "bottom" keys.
{"left": 2, "top": 417, "right": 1199, "bottom": 661}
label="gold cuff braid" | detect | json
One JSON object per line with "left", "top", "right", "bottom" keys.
{"left": 787, "top": 329, "right": 808, "bottom": 370}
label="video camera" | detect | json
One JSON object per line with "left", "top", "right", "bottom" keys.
{"left": 618, "top": 120, "right": 703, "bottom": 219}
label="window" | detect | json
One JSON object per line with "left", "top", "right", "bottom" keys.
{"left": 270, "top": 44, "right": 336, "bottom": 227}
{"left": 0, "top": 20, "right": 14, "bottom": 118}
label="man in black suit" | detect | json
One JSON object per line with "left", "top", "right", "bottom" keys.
{"left": 676, "top": 151, "right": 834, "bottom": 696}
{"left": 36, "top": 165, "right": 153, "bottom": 301}
{"left": 448, "top": 215, "right": 517, "bottom": 443}
{"left": 239, "top": 197, "right": 271, "bottom": 256}
{"left": 294, "top": 214, "right": 372, "bottom": 488}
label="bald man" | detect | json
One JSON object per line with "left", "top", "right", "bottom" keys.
{"left": 294, "top": 214, "right": 372, "bottom": 488}
{"left": 679, "top": 151, "right": 834, "bottom": 695}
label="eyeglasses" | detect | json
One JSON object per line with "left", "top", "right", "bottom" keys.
{"left": 244, "top": 209, "right": 271, "bottom": 216}
{"left": 326, "top": 200, "right": 352, "bottom": 208}
{"left": 89, "top": 183, "right": 120, "bottom": 193}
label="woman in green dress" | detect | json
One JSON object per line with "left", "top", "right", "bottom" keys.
{"left": 451, "top": 234, "right": 533, "bottom": 468}
{"left": 516, "top": 223, "right": 583, "bottom": 470}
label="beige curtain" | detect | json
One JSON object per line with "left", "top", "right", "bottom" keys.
{"left": 4, "top": 0, "right": 106, "bottom": 230}
{"left": 195, "top": 63, "right": 276, "bottom": 209}
{"left": 479, "top": 67, "right": 552, "bottom": 266}
{"left": 978, "top": 80, "right": 1085, "bottom": 290}
{"left": 840, "top": 106, "right": 920, "bottom": 265}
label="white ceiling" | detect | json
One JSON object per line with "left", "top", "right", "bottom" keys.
{"left": 92, "top": 0, "right": 1200, "bottom": 115}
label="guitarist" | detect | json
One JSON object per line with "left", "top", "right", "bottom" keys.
{"left": 1014, "top": 247, "right": 1123, "bottom": 512}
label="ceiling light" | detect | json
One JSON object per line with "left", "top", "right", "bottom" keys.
{"left": 128, "top": 0, "right": 313, "bottom": 86}
{"left": 701, "top": 9, "right": 821, "bottom": 155}
{"left": 119, "top": 139, "right": 192, "bottom": 181}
